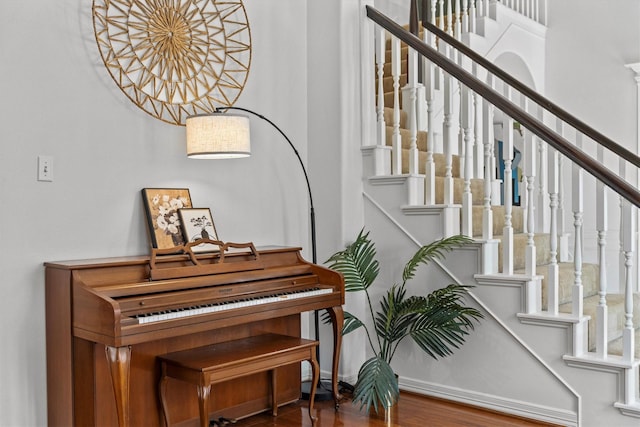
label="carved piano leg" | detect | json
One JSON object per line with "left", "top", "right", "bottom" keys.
{"left": 105, "top": 346, "right": 131, "bottom": 427}
{"left": 308, "top": 355, "right": 319, "bottom": 426}
{"left": 197, "top": 383, "right": 212, "bottom": 427}
{"left": 325, "top": 305, "right": 344, "bottom": 407}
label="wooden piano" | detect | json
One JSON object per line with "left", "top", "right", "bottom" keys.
{"left": 45, "top": 244, "right": 345, "bottom": 427}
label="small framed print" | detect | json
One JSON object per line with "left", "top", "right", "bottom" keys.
{"left": 141, "top": 188, "right": 192, "bottom": 249}
{"left": 179, "top": 208, "right": 220, "bottom": 253}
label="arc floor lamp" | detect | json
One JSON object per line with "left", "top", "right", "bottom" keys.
{"left": 185, "top": 107, "right": 332, "bottom": 401}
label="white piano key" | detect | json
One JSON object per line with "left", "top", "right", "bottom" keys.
{"left": 135, "top": 287, "right": 333, "bottom": 324}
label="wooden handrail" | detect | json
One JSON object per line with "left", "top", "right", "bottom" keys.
{"left": 366, "top": 5, "right": 640, "bottom": 208}
{"left": 421, "top": 18, "right": 640, "bottom": 169}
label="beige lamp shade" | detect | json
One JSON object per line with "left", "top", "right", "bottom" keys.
{"left": 186, "top": 114, "right": 251, "bottom": 159}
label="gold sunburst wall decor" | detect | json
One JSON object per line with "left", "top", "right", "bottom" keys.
{"left": 92, "top": 0, "right": 252, "bottom": 126}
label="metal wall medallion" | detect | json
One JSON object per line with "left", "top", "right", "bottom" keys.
{"left": 93, "top": 0, "right": 252, "bottom": 126}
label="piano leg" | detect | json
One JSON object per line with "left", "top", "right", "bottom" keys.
{"left": 308, "top": 356, "right": 319, "bottom": 426}
{"left": 105, "top": 346, "right": 131, "bottom": 427}
{"left": 325, "top": 305, "right": 344, "bottom": 407}
{"left": 196, "top": 384, "right": 212, "bottom": 427}
{"left": 270, "top": 369, "right": 278, "bottom": 416}
{"left": 159, "top": 366, "right": 170, "bottom": 426}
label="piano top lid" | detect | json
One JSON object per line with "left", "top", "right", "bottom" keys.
{"left": 43, "top": 245, "right": 303, "bottom": 270}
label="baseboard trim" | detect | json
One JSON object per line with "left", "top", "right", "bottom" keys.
{"left": 614, "top": 402, "right": 640, "bottom": 418}
{"left": 399, "top": 377, "right": 578, "bottom": 427}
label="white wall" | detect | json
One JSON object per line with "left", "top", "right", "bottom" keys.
{"left": 546, "top": 0, "right": 640, "bottom": 153}
{"left": 307, "top": 0, "right": 368, "bottom": 382}
{"left": 0, "top": 1, "right": 314, "bottom": 425}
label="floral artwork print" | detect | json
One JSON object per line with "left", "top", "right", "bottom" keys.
{"left": 141, "top": 188, "right": 192, "bottom": 249}
{"left": 189, "top": 215, "right": 214, "bottom": 240}
{"left": 178, "top": 208, "right": 219, "bottom": 253}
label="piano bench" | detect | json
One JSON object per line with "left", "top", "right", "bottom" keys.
{"left": 158, "top": 333, "right": 319, "bottom": 427}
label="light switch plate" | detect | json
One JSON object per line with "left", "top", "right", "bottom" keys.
{"left": 38, "top": 155, "right": 53, "bottom": 182}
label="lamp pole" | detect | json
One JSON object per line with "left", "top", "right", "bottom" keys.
{"left": 215, "top": 106, "right": 331, "bottom": 401}
{"left": 217, "top": 106, "right": 317, "bottom": 264}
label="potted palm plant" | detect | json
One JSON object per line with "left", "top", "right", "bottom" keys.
{"left": 325, "top": 229, "right": 483, "bottom": 413}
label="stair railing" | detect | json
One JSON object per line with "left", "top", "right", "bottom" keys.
{"left": 419, "top": 11, "right": 640, "bottom": 170}
{"left": 416, "top": 9, "right": 640, "bottom": 361}
{"left": 365, "top": 5, "right": 640, "bottom": 405}
{"left": 424, "top": 1, "right": 548, "bottom": 37}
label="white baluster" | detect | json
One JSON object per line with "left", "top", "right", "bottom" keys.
{"left": 482, "top": 75, "right": 494, "bottom": 240}
{"left": 406, "top": 45, "right": 421, "bottom": 205}
{"left": 446, "top": 0, "right": 453, "bottom": 35}
{"left": 473, "top": 64, "right": 484, "bottom": 179}
{"left": 539, "top": 0, "right": 548, "bottom": 25}
{"left": 473, "top": 110, "right": 484, "bottom": 176}
{"left": 454, "top": 0, "right": 462, "bottom": 39}
{"left": 536, "top": 136, "right": 548, "bottom": 232}
{"left": 438, "top": 0, "right": 445, "bottom": 31}
{"left": 424, "top": 31, "right": 436, "bottom": 205}
{"left": 501, "top": 88, "right": 514, "bottom": 274}
{"left": 621, "top": 199, "right": 636, "bottom": 363}
{"left": 596, "top": 144, "right": 608, "bottom": 358}
{"left": 391, "top": 37, "right": 402, "bottom": 175}
{"left": 462, "top": 0, "right": 469, "bottom": 33}
{"left": 523, "top": 117, "right": 537, "bottom": 277}
{"left": 477, "top": 0, "right": 485, "bottom": 18}
{"left": 461, "top": 85, "right": 473, "bottom": 237}
{"left": 375, "top": 26, "right": 386, "bottom": 153}
{"left": 558, "top": 154, "right": 568, "bottom": 261}
{"left": 430, "top": 0, "right": 443, "bottom": 93}
{"left": 619, "top": 158, "right": 626, "bottom": 307}
{"left": 469, "top": 0, "right": 477, "bottom": 33}
{"left": 442, "top": 47, "right": 454, "bottom": 205}
{"left": 407, "top": 65, "right": 419, "bottom": 174}
{"left": 547, "top": 141, "right": 560, "bottom": 315}
{"left": 572, "top": 133, "right": 584, "bottom": 319}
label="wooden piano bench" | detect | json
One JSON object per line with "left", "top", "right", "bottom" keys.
{"left": 158, "top": 333, "right": 319, "bottom": 427}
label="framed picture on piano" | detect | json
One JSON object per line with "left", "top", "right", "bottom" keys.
{"left": 141, "top": 188, "right": 192, "bottom": 249}
{"left": 179, "top": 207, "right": 220, "bottom": 253}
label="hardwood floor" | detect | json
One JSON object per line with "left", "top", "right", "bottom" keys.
{"left": 228, "top": 391, "right": 560, "bottom": 427}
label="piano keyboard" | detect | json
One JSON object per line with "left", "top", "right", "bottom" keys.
{"left": 134, "top": 287, "right": 333, "bottom": 324}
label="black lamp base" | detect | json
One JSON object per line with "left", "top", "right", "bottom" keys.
{"left": 300, "top": 380, "right": 334, "bottom": 401}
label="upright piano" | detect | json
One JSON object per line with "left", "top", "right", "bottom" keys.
{"left": 45, "top": 245, "right": 344, "bottom": 426}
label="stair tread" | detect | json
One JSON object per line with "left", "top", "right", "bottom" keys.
{"left": 571, "top": 293, "right": 640, "bottom": 354}
{"left": 607, "top": 327, "right": 640, "bottom": 357}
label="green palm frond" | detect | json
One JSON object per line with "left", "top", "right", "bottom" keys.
{"left": 402, "top": 235, "right": 473, "bottom": 284}
{"left": 320, "top": 311, "right": 364, "bottom": 335}
{"left": 353, "top": 356, "right": 399, "bottom": 414}
{"left": 342, "top": 311, "right": 365, "bottom": 335}
{"left": 375, "top": 286, "right": 421, "bottom": 359}
{"left": 409, "top": 284, "right": 483, "bottom": 359}
{"left": 326, "top": 229, "right": 379, "bottom": 293}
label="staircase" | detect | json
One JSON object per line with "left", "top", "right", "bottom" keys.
{"left": 357, "top": 1, "right": 640, "bottom": 425}
{"left": 379, "top": 103, "right": 640, "bottom": 355}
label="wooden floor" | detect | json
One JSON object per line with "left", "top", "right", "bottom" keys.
{"left": 229, "top": 390, "right": 560, "bottom": 427}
